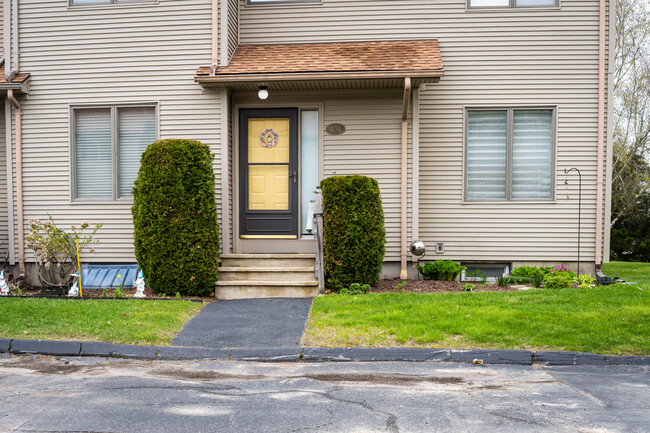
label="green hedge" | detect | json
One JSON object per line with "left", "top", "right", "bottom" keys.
{"left": 132, "top": 139, "right": 220, "bottom": 296}
{"left": 321, "top": 175, "right": 385, "bottom": 291}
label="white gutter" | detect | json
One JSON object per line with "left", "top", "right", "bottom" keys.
{"left": 400, "top": 77, "right": 411, "bottom": 280}
{"left": 595, "top": 0, "right": 606, "bottom": 274}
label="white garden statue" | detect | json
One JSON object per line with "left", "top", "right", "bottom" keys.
{"left": 134, "top": 270, "right": 146, "bottom": 298}
{"left": 0, "top": 271, "right": 9, "bottom": 296}
{"left": 67, "top": 272, "right": 80, "bottom": 297}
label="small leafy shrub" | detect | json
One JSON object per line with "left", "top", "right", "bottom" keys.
{"left": 462, "top": 283, "right": 476, "bottom": 292}
{"left": 339, "top": 283, "right": 371, "bottom": 295}
{"left": 321, "top": 176, "right": 385, "bottom": 291}
{"left": 26, "top": 216, "right": 102, "bottom": 286}
{"left": 496, "top": 276, "right": 509, "bottom": 287}
{"left": 395, "top": 280, "right": 407, "bottom": 293}
{"left": 175, "top": 291, "right": 181, "bottom": 300}
{"left": 574, "top": 274, "right": 596, "bottom": 289}
{"left": 417, "top": 260, "right": 466, "bottom": 281}
{"left": 113, "top": 287, "right": 124, "bottom": 298}
{"left": 132, "top": 139, "right": 220, "bottom": 296}
{"left": 511, "top": 265, "right": 552, "bottom": 279}
{"left": 465, "top": 268, "right": 487, "bottom": 284}
{"left": 548, "top": 264, "right": 576, "bottom": 280}
{"left": 102, "top": 288, "right": 107, "bottom": 298}
{"left": 543, "top": 273, "right": 574, "bottom": 289}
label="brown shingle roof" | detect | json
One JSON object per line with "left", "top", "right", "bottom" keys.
{"left": 0, "top": 64, "right": 30, "bottom": 84}
{"left": 196, "top": 40, "right": 443, "bottom": 79}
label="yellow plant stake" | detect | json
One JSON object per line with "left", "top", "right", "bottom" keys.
{"left": 76, "top": 237, "right": 83, "bottom": 298}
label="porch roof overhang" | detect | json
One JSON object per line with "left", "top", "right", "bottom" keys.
{"left": 0, "top": 64, "right": 30, "bottom": 93}
{"left": 195, "top": 40, "right": 444, "bottom": 91}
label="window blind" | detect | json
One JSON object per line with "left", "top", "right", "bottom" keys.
{"left": 75, "top": 108, "right": 112, "bottom": 199}
{"left": 466, "top": 110, "right": 507, "bottom": 200}
{"left": 512, "top": 110, "right": 553, "bottom": 199}
{"left": 118, "top": 107, "right": 156, "bottom": 198}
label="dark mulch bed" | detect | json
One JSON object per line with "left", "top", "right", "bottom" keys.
{"left": 372, "top": 278, "right": 527, "bottom": 293}
{"left": 8, "top": 286, "right": 213, "bottom": 302}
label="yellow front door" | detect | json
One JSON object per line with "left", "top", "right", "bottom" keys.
{"left": 247, "top": 117, "right": 290, "bottom": 211}
{"left": 240, "top": 108, "right": 298, "bottom": 238}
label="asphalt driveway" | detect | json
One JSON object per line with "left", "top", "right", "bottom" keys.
{"left": 171, "top": 298, "right": 313, "bottom": 349}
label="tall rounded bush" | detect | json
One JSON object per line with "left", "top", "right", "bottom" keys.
{"left": 132, "top": 139, "right": 220, "bottom": 296}
{"left": 321, "top": 175, "right": 385, "bottom": 291}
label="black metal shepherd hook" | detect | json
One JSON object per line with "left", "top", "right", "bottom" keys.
{"left": 564, "top": 167, "right": 582, "bottom": 276}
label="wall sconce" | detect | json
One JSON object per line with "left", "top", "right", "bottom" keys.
{"left": 258, "top": 85, "right": 269, "bottom": 100}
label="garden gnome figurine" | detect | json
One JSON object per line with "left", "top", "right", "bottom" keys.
{"left": 0, "top": 271, "right": 9, "bottom": 296}
{"left": 134, "top": 270, "right": 146, "bottom": 298}
{"left": 68, "top": 272, "right": 80, "bottom": 297}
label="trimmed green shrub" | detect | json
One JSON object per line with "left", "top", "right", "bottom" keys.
{"left": 543, "top": 273, "right": 573, "bottom": 290}
{"left": 321, "top": 175, "right": 385, "bottom": 291}
{"left": 511, "top": 265, "right": 552, "bottom": 279}
{"left": 132, "top": 138, "right": 220, "bottom": 296}
{"left": 417, "top": 260, "right": 466, "bottom": 281}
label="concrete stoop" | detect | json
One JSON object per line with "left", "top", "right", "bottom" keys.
{"left": 216, "top": 254, "right": 319, "bottom": 299}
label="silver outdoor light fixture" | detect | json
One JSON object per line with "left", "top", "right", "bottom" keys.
{"left": 258, "top": 85, "right": 269, "bottom": 100}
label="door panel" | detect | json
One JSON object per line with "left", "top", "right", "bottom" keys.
{"left": 239, "top": 108, "right": 298, "bottom": 239}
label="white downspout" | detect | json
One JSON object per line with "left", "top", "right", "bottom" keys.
{"left": 595, "top": 0, "right": 606, "bottom": 275}
{"left": 4, "top": 0, "right": 23, "bottom": 277}
{"left": 400, "top": 77, "right": 412, "bottom": 280}
{"left": 7, "top": 89, "right": 23, "bottom": 278}
{"left": 210, "top": 0, "right": 218, "bottom": 75}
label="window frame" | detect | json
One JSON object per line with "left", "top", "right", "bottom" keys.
{"left": 245, "top": 0, "right": 321, "bottom": 6}
{"left": 467, "top": 0, "right": 559, "bottom": 9}
{"left": 71, "top": 103, "right": 158, "bottom": 202}
{"left": 68, "top": 0, "right": 158, "bottom": 7}
{"left": 463, "top": 106, "right": 556, "bottom": 203}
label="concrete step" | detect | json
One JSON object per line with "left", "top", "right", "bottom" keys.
{"left": 215, "top": 280, "right": 319, "bottom": 300}
{"left": 221, "top": 254, "right": 316, "bottom": 268}
{"left": 218, "top": 267, "right": 316, "bottom": 282}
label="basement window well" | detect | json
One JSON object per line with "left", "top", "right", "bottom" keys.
{"left": 461, "top": 264, "right": 510, "bottom": 282}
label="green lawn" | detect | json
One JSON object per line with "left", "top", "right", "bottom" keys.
{"left": 0, "top": 298, "right": 203, "bottom": 346}
{"left": 303, "top": 262, "right": 650, "bottom": 355}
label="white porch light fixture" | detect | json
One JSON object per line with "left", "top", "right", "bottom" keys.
{"left": 258, "top": 85, "right": 269, "bottom": 100}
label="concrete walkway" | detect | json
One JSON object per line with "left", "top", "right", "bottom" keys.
{"left": 171, "top": 298, "right": 313, "bottom": 349}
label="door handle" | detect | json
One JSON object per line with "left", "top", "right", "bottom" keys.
{"left": 291, "top": 171, "right": 297, "bottom": 184}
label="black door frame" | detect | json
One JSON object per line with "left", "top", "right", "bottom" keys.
{"left": 239, "top": 108, "right": 299, "bottom": 238}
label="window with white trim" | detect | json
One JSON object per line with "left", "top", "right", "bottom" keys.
{"left": 246, "top": 0, "right": 320, "bottom": 5}
{"left": 70, "top": 0, "right": 155, "bottom": 5}
{"left": 73, "top": 105, "right": 157, "bottom": 200}
{"left": 465, "top": 107, "right": 554, "bottom": 201}
{"left": 468, "top": 0, "right": 557, "bottom": 7}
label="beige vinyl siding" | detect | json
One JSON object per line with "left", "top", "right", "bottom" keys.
{"left": 17, "top": 0, "right": 222, "bottom": 263}
{"left": 322, "top": 92, "right": 410, "bottom": 261}
{"left": 239, "top": 0, "right": 607, "bottom": 264}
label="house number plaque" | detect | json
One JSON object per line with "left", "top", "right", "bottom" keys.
{"left": 325, "top": 123, "right": 346, "bottom": 135}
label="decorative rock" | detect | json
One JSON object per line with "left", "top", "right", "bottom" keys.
{"left": 133, "top": 269, "right": 146, "bottom": 298}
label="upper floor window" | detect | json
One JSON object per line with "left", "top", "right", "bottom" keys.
{"left": 72, "top": 105, "right": 157, "bottom": 200}
{"left": 246, "top": 0, "right": 320, "bottom": 5}
{"left": 465, "top": 107, "right": 555, "bottom": 202}
{"left": 468, "top": 0, "right": 558, "bottom": 8}
{"left": 70, "top": 0, "right": 156, "bottom": 6}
